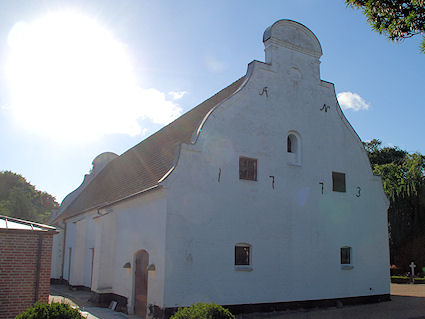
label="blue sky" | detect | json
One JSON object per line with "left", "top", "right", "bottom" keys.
{"left": 0, "top": 0, "right": 424, "bottom": 203}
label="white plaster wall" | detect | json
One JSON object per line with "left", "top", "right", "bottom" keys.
{"left": 92, "top": 211, "right": 116, "bottom": 291}
{"left": 82, "top": 215, "right": 96, "bottom": 287}
{"left": 63, "top": 220, "right": 76, "bottom": 282}
{"left": 50, "top": 228, "right": 64, "bottom": 279}
{"left": 162, "top": 21, "right": 389, "bottom": 308}
{"left": 73, "top": 217, "right": 87, "bottom": 285}
{"left": 63, "top": 211, "right": 96, "bottom": 286}
{"left": 91, "top": 189, "right": 167, "bottom": 313}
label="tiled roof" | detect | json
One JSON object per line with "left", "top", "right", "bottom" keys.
{"left": 0, "top": 215, "right": 56, "bottom": 231}
{"left": 58, "top": 77, "right": 245, "bottom": 221}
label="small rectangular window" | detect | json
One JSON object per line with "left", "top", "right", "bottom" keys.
{"left": 341, "top": 247, "right": 351, "bottom": 265}
{"left": 235, "top": 245, "right": 250, "bottom": 265}
{"left": 332, "top": 172, "right": 346, "bottom": 192}
{"left": 239, "top": 157, "right": 257, "bottom": 181}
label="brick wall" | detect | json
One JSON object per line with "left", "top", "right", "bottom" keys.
{"left": 0, "top": 230, "right": 55, "bottom": 319}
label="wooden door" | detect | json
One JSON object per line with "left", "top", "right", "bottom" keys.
{"left": 134, "top": 250, "right": 149, "bottom": 317}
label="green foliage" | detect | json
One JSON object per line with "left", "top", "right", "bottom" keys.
{"left": 15, "top": 302, "right": 83, "bottom": 319}
{"left": 170, "top": 303, "right": 235, "bottom": 319}
{"left": 414, "top": 277, "right": 425, "bottom": 283}
{"left": 373, "top": 154, "right": 425, "bottom": 200}
{"left": 346, "top": 0, "right": 425, "bottom": 53}
{"left": 390, "top": 275, "right": 411, "bottom": 283}
{"left": 364, "top": 139, "right": 407, "bottom": 166}
{"left": 364, "top": 139, "right": 424, "bottom": 200}
{"left": 364, "top": 140, "right": 425, "bottom": 272}
{"left": 0, "top": 171, "right": 58, "bottom": 223}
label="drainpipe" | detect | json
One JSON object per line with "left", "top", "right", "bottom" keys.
{"left": 34, "top": 233, "right": 43, "bottom": 303}
{"left": 61, "top": 222, "right": 67, "bottom": 280}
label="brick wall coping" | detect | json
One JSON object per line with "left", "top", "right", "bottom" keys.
{"left": 0, "top": 228, "right": 57, "bottom": 234}
{"left": 0, "top": 215, "right": 56, "bottom": 232}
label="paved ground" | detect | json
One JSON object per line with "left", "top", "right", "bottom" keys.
{"left": 50, "top": 285, "right": 139, "bottom": 319}
{"left": 391, "top": 283, "right": 425, "bottom": 298}
{"left": 244, "top": 296, "right": 425, "bottom": 319}
{"left": 50, "top": 284, "right": 425, "bottom": 319}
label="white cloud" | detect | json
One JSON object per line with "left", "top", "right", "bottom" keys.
{"left": 337, "top": 92, "right": 370, "bottom": 111}
{"left": 3, "top": 11, "right": 183, "bottom": 143}
{"left": 168, "top": 91, "right": 187, "bottom": 100}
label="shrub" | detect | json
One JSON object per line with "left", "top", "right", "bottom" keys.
{"left": 390, "top": 276, "right": 410, "bottom": 283}
{"left": 170, "top": 302, "right": 235, "bottom": 319}
{"left": 391, "top": 276, "right": 410, "bottom": 279}
{"left": 15, "top": 302, "right": 84, "bottom": 319}
{"left": 414, "top": 277, "right": 425, "bottom": 284}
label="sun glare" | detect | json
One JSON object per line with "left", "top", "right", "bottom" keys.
{"left": 5, "top": 11, "right": 182, "bottom": 143}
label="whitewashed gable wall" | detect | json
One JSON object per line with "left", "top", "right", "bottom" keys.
{"left": 162, "top": 20, "right": 389, "bottom": 308}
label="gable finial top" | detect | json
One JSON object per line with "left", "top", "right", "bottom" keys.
{"left": 263, "top": 20, "right": 322, "bottom": 59}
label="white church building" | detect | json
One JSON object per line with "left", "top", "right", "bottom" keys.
{"left": 51, "top": 20, "right": 390, "bottom": 318}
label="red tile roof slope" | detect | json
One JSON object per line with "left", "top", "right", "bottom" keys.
{"left": 59, "top": 77, "right": 245, "bottom": 221}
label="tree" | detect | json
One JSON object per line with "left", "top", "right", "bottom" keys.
{"left": 346, "top": 0, "right": 425, "bottom": 53}
{"left": 0, "top": 171, "right": 59, "bottom": 223}
{"left": 363, "top": 139, "right": 407, "bottom": 167}
{"left": 363, "top": 140, "right": 425, "bottom": 272}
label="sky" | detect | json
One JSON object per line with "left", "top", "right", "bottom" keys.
{"left": 0, "top": 0, "right": 424, "bottom": 204}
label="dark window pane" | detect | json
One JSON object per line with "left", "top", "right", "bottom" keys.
{"left": 235, "top": 246, "right": 250, "bottom": 265}
{"left": 341, "top": 247, "right": 351, "bottom": 264}
{"left": 239, "top": 157, "right": 257, "bottom": 181}
{"left": 332, "top": 172, "right": 346, "bottom": 192}
{"left": 287, "top": 136, "right": 292, "bottom": 153}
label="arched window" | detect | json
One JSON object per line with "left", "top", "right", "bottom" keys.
{"left": 287, "top": 132, "right": 301, "bottom": 165}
